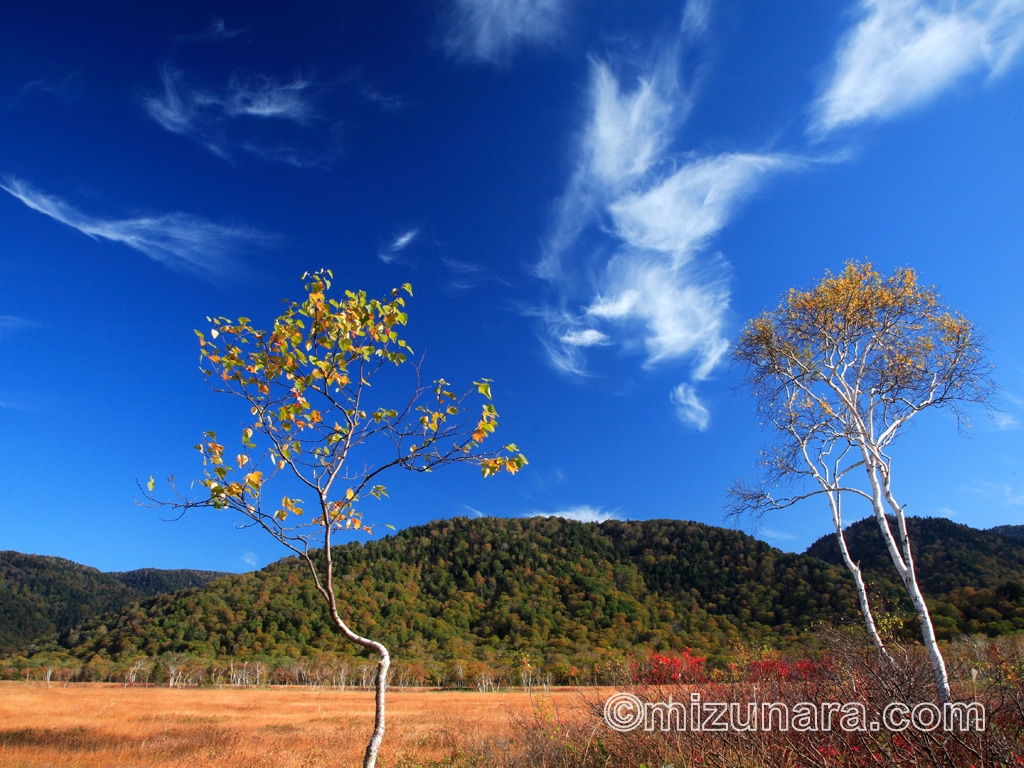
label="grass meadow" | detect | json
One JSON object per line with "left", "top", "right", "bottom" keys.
{"left": 0, "top": 682, "right": 585, "bottom": 768}
{"left": 4, "top": 635, "right": 1024, "bottom": 768}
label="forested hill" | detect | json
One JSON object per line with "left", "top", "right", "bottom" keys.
{"left": 990, "top": 525, "right": 1024, "bottom": 541}
{"left": 108, "top": 568, "right": 229, "bottom": 597}
{"left": 8, "top": 516, "right": 1024, "bottom": 669}
{"left": 0, "top": 551, "right": 227, "bottom": 654}
{"left": 804, "top": 517, "right": 1024, "bottom": 638}
{"left": 37, "top": 517, "right": 860, "bottom": 664}
{"left": 804, "top": 516, "right": 1024, "bottom": 594}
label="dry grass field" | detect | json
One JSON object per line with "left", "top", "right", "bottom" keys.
{"left": 0, "top": 682, "right": 583, "bottom": 768}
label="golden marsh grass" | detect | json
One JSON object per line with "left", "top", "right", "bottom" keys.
{"left": 0, "top": 682, "right": 581, "bottom": 767}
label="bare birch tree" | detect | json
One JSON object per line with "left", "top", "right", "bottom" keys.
{"left": 146, "top": 270, "right": 525, "bottom": 767}
{"left": 730, "top": 261, "right": 992, "bottom": 703}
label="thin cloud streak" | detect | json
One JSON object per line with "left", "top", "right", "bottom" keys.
{"left": 0, "top": 177, "right": 269, "bottom": 275}
{"left": 240, "top": 551, "right": 259, "bottom": 569}
{"left": 812, "top": 0, "right": 1024, "bottom": 135}
{"left": 1, "top": 73, "right": 82, "bottom": 109}
{"left": 175, "top": 19, "right": 246, "bottom": 43}
{"left": 671, "top": 381, "right": 711, "bottom": 431}
{"left": 443, "top": 0, "right": 570, "bottom": 64}
{"left": 527, "top": 505, "right": 621, "bottom": 523}
{"left": 758, "top": 528, "right": 800, "bottom": 542}
{"left": 378, "top": 227, "right": 420, "bottom": 264}
{"left": 0, "top": 397, "right": 34, "bottom": 412}
{"left": 0, "top": 315, "right": 36, "bottom": 334}
{"left": 993, "top": 411, "right": 1021, "bottom": 430}
{"left": 966, "top": 480, "right": 1024, "bottom": 506}
{"left": 143, "top": 65, "right": 331, "bottom": 165}
{"left": 559, "top": 328, "right": 609, "bottom": 347}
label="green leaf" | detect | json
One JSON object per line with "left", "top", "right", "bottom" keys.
{"left": 147, "top": 476, "right": 155, "bottom": 493}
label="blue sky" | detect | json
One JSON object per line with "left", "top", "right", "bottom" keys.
{"left": 1, "top": 0, "right": 1022, "bottom": 573}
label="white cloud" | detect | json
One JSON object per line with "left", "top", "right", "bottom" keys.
{"left": 538, "top": 40, "right": 801, "bottom": 425}
{"left": 176, "top": 19, "right": 246, "bottom": 43}
{"left": 966, "top": 480, "right": 1024, "bottom": 506}
{"left": 1, "top": 73, "right": 81, "bottom": 109}
{"left": 378, "top": 227, "right": 420, "bottom": 264}
{"left": 758, "top": 528, "right": 799, "bottom": 542}
{"left": 143, "top": 66, "right": 332, "bottom": 166}
{"left": 812, "top": 0, "right": 1024, "bottom": 135}
{"left": 541, "top": 57, "right": 682, "bottom": 272}
{"left": 528, "top": 505, "right": 621, "bottom": 523}
{"left": 0, "top": 315, "right": 35, "bottom": 334}
{"left": 585, "top": 60, "right": 678, "bottom": 192}
{"left": 240, "top": 551, "right": 259, "bottom": 568}
{"left": 443, "top": 0, "right": 569, "bottom": 64}
{"left": 559, "top": 328, "right": 609, "bottom": 347}
{"left": 607, "top": 153, "right": 793, "bottom": 258}
{"left": 587, "top": 255, "right": 733, "bottom": 374}
{"left": 993, "top": 411, "right": 1021, "bottom": 430}
{"left": 680, "top": 0, "right": 712, "bottom": 38}
{"left": 0, "top": 176, "right": 269, "bottom": 275}
{"left": 671, "top": 382, "right": 711, "bottom": 431}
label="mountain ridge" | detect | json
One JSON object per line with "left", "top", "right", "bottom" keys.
{"left": 4, "top": 516, "right": 1023, "bottom": 669}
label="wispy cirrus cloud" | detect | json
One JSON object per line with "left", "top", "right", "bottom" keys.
{"left": 442, "top": 0, "right": 571, "bottom": 64}
{"left": 240, "top": 551, "right": 259, "bottom": 569}
{"left": 1, "top": 73, "right": 82, "bottom": 109}
{"left": 175, "top": 18, "right": 246, "bottom": 43}
{"left": 527, "top": 505, "right": 621, "bottom": 523}
{"left": 812, "top": 0, "right": 1024, "bottom": 135}
{"left": 0, "top": 315, "right": 36, "bottom": 335}
{"left": 0, "top": 176, "right": 270, "bottom": 275}
{"left": 758, "top": 528, "right": 800, "bottom": 543}
{"left": 378, "top": 227, "right": 420, "bottom": 264}
{"left": 142, "top": 65, "right": 337, "bottom": 166}
{"left": 993, "top": 411, "right": 1021, "bottom": 430}
{"left": 965, "top": 480, "right": 1024, "bottom": 506}
{"left": 539, "top": 13, "right": 802, "bottom": 430}
{"left": 671, "top": 382, "right": 711, "bottom": 432}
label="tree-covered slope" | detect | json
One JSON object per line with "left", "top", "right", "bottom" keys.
{"left": 12, "top": 516, "right": 1023, "bottom": 667}
{"left": 110, "top": 568, "right": 229, "bottom": 597}
{"left": 52, "top": 517, "right": 859, "bottom": 663}
{"left": 804, "top": 517, "right": 1024, "bottom": 638}
{"left": 990, "top": 525, "right": 1024, "bottom": 542}
{"left": 0, "top": 551, "right": 228, "bottom": 653}
{"left": 804, "top": 516, "right": 1024, "bottom": 594}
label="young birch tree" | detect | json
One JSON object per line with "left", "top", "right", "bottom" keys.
{"left": 147, "top": 270, "right": 526, "bottom": 768}
{"left": 730, "top": 262, "right": 992, "bottom": 704}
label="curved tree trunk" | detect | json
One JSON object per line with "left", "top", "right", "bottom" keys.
{"left": 303, "top": 545, "right": 392, "bottom": 768}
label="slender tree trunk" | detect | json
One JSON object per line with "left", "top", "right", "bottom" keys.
{"left": 860, "top": 452, "right": 952, "bottom": 703}
{"left": 829, "top": 509, "right": 890, "bottom": 660}
{"left": 807, "top": 449, "right": 891, "bottom": 660}
{"left": 883, "top": 487, "right": 952, "bottom": 703}
{"left": 305, "top": 541, "right": 392, "bottom": 768}
{"left": 362, "top": 641, "right": 390, "bottom": 768}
